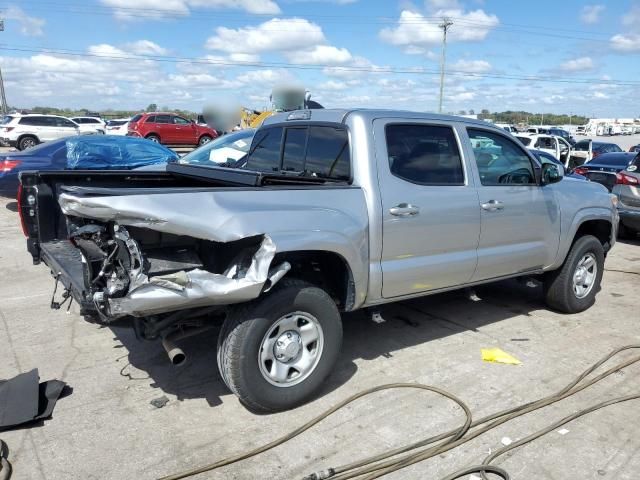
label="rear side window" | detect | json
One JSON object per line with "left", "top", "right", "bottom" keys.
{"left": 385, "top": 124, "right": 464, "bottom": 185}
{"left": 515, "top": 136, "right": 532, "bottom": 146}
{"left": 574, "top": 141, "right": 589, "bottom": 151}
{"left": 156, "top": 115, "right": 171, "bottom": 124}
{"left": 145, "top": 115, "right": 157, "bottom": 123}
{"left": 56, "top": 118, "right": 77, "bottom": 128}
{"left": 20, "top": 116, "right": 48, "bottom": 126}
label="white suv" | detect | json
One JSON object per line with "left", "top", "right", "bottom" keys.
{"left": 1, "top": 114, "right": 81, "bottom": 150}
{"left": 70, "top": 116, "right": 106, "bottom": 135}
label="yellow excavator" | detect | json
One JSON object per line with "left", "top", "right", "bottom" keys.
{"left": 240, "top": 86, "right": 324, "bottom": 129}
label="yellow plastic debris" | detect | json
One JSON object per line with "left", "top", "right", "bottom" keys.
{"left": 481, "top": 348, "right": 522, "bottom": 365}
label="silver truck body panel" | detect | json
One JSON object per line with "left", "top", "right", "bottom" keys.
{"left": 55, "top": 109, "right": 616, "bottom": 315}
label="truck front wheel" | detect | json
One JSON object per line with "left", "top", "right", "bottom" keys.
{"left": 217, "top": 278, "right": 342, "bottom": 412}
{"left": 544, "top": 235, "right": 604, "bottom": 313}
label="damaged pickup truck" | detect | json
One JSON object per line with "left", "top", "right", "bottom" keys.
{"left": 18, "top": 109, "right": 618, "bottom": 412}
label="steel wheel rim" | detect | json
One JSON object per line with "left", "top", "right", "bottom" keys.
{"left": 148, "top": 136, "right": 159, "bottom": 143}
{"left": 22, "top": 138, "right": 35, "bottom": 149}
{"left": 573, "top": 253, "right": 597, "bottom": 299}
{"left": 200, "top": 137, "right": 211, "bottom": 145}
{"left": 258, "top": 311, "right": 324, "bottom": 387}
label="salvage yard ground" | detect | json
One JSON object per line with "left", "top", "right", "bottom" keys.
{"left": 1, "top": 199, "right": 640, "bottom": 478}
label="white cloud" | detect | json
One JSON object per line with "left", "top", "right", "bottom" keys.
{"left": 448, "top": 91, "right": 476, "bottom": 102}
{"left": 4, "top": 5, "right": 45, "bottom": 36}
{"left": 236, "top": 69, "right": 294, "bottom": 85}
{"left": 125, "top": 40, "right": 169, "bottom": 56}
{"left": 593, "top": 91, "right": 609, "bottom": 99}
{"left": 101, "top": 0, "right": 280, "bottom": 20}
{"left": 285, "top": 45, "right": 353, "bottom": 65}
{"left": 558, "top": 57, "right": 594, "bottom": 72}
{"left": 622, "top": 5, "right": 640, "bottom": 27}
{"left": 318, "top": 80, "right": 349, "bottom": 90}
{"left": 580, "top": 5, "right": 605, "bottom": 24}
{"left": 88, "top": 44, "right": 127, "bottom": 57}
{"left": 323, "top": 56, "right": 390, "bottom": 78}
{"left": 610, "top": 33, "right": 640, "bottom": 52}
{"left": 450, "top": 59, "right": 491, "bottom": 73}
{"left": 229, "top": 53, "right": 261, "bottom": 62}
{"left": 380, "top": 9, "right": 499, "bottom": 47}
{"left": 205, "top": 18, "right": 325, "bottom": 53}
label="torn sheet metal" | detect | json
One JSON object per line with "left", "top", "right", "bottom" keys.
{"left": 108, "top": 236, "right": 291, "bottom": 317}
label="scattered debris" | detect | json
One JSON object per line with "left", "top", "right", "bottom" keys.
{"left": 510, "top": 338, "right": 530, "bottom": 342}
{"left": 557, "top": 428, "right": 570, "bottom": 435}
{"left": 467, "top": 289, "right": 482, "bottom": 302}
{"left": 481, "top": 348, "right": 522, "bottom": 365}
{"left": 150, "top": 396, "right": 170, "bottom": 409}
{"left": 501, "top": 437, "right": 513, "bottom": 446}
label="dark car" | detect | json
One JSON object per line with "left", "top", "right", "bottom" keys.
{"left": 574, "top": 140, "right": 623, "bottom": 158}
{"left": 548, "top": 128, "right": 575, "bottom": 146}
{"left": 573, "top": 152, "right": 640, "bottom": 191}
{"left": 529, "top": 149, "right": 586, "bottom": 180}
{"left": 0, "top": 136, "right": 178, "bottom": 197}
{"left": 630, "top": 144, "right": 640, "bottom": 153}
{"left": 127, "top": 112, "right": 218, "bottom": 146}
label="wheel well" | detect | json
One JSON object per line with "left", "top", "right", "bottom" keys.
{"left": 274, "top": 251, "right": 355, "bottom": 311}
{"left": 18, "top": 134, "right": 38, "bottom": 144}
{"left": 573, "top": 220, "right": 612, "bottom": 250}
{"left": 145, "top": 133, "right": 160, "bottom": 139}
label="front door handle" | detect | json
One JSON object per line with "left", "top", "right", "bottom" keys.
{"left": 390, "top": 203, "right": 420, "bottom": 217}
{"left": 481, "top": 200, "right": 504, "bottom": 211}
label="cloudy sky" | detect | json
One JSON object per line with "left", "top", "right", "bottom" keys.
{"left": 1, "top": 0, "right": 639, "bottom": 116}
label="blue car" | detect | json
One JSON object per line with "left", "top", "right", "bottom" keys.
{"left": 0, "top": 135, "right": 178, "bottom": 197}
{"left": 573, "top": 152, "right": 640, "bottom": 191}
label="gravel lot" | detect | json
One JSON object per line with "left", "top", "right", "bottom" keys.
{"left": 1, "top": 175, "right": 640, "bottom": 479}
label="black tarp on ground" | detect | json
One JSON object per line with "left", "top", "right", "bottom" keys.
{"left": 0, "top": 369, "right": 67, "bottom": 431}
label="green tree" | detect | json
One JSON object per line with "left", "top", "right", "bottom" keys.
{"left": 146, "top": 103, "right": 158, "bottom": 112}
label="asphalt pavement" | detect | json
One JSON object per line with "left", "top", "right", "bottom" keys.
{"left": 0, "top": 185, "right": 639, "bottom": 479}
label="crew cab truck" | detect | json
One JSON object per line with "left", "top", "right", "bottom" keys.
{"left": 18, "top": 110, "right": 618, "bottom": 412}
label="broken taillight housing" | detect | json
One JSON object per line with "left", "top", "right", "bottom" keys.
{"left": 616, "top": 172, "right": 639, "bottom": 185}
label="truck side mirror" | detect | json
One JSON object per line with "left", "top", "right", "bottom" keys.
{"left": 541, "top": 163, "right": 563, "bottom": 185}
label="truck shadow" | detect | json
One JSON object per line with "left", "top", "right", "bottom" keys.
{"left": 109, "top": 279, "right": 544, "bottom": 409}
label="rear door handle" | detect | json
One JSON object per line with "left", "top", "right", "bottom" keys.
{"left": 481, "top": 200, "right": 504, "bottom": 211}
{"left": 390, "top": 203, "right": 420, "bottom": 217}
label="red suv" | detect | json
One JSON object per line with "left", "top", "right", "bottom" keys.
{"left": 127, "top": 113, "right": 218, "bottom": 146}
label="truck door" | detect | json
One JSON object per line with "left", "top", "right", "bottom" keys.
{"left": 464, "top": 128, "right": 560, "bottom": 281}
{"left": 374, "top": 120, "right": 481, "bottom": 298}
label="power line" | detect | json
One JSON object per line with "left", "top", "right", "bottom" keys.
{"left": 1, "top": 44, "right": 638, "bottom": 87}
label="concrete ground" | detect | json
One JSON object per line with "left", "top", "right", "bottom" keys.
{"left": 1, "top": 204, "right": 640, "bottom": 478}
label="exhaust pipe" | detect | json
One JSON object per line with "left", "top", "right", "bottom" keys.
{"left": 162, "top": 336, "right": 187, "bottom": 367}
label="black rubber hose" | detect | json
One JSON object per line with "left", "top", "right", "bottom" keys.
{"left": 157, "top": 384, "right": 473, "bottom": 480}
{"left": 157, "top": 345, "right": 640, "bottom": 480}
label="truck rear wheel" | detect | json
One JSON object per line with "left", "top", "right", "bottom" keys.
{"left": 544, "top": 235, "right": 604, "bottom": 313}
{"left": 217, "top": 278, "right": 342, "bottom": 412}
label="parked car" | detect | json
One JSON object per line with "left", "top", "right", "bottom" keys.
{"left": 127, "top": 112, "right": 218, "bottom": 146}
{"left": 528, "top": 149, "right": 586, "bottom": 181}
{"left": 548, "top": 127, "right": 575, "bottom": 146}
{"left": 0, "top": 114, "right": 80, "bottom": 150}
{"left": 575, "top": 125, "right": 587, "bottom": 136}
{"left": 569, "top": 139, "right": 623, "bottom": 169}
{"left": 612, "top": 159, "right": 640, "bottom": 238}
{"left": 629, "top": 144, "right": 640, "bottom": 153}
{"left": 70, "top": 116, "right": 106, "bottom": 135}
{"left": 516, "top": 134, "right": 572, "bottom": 167}
{"left": 19, "top": 109, "right": 617, "bottom": 412}
{"left": 105, "top": 118, "right": 130, "bottom": 136}
{"left": 573, "top": 152, "right": 639, "bottom": 191}
{"left": 494, "top": 123, "right": 518, "bottom": 134}
{"left": 0, "top": 135, "right": 178, "bottom": 196}
{"left": 526, "top": 127, "right": 550, "bottom": 134}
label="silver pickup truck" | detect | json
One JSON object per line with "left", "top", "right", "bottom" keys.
{"left": 18, "top": 109, "right": 618, "bottom": 412}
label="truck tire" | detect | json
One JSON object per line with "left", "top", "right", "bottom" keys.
{"left": 217, "top": 278, "right": 342, "bottom": 412}
{"left": 544, "top": 235, "right": 604, "bottom": 313}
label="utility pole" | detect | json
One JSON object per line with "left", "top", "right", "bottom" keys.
{"left": 0, "top": 19, "right": 7, "bottom": 114}
{"left": 438, "top": 17, "right": 453, "bottom": 114}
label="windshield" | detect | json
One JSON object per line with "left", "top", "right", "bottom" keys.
{"left": 574, "top": 141, "right": 590, "bottom": 151}
{"left": 178, "top": 129, "right": 255, "bottom": 166}
{"left": 516, "top": 136, "right": 532, "bottom": 146}
{"left": 590, "top": 154, "right": 633, "bottom": 167}
{"left": 130, "top": 114, "right": 142, "bottom": 123}
{"left": 107, "top": 120, "right": 128, "bottom": 126}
